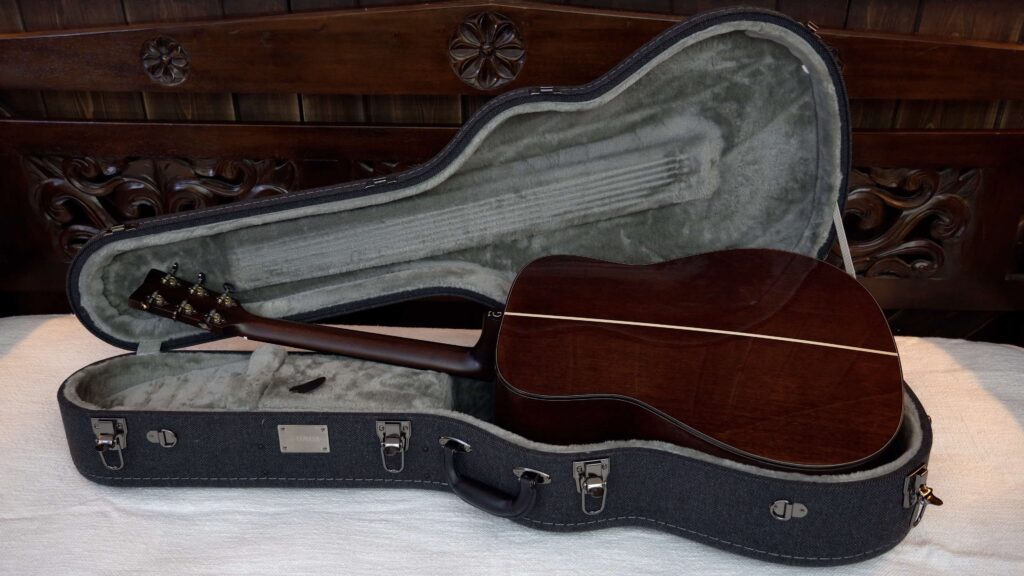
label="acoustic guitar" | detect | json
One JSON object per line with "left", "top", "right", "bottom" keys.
{"left": 130, "top": 248, "right": 904, "bottom": 472}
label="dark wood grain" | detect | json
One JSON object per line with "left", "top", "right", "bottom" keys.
{"left": 121, "top": 0, "right": 236, "bottom": 122}
{"left": 15, "top": 0, "right": 142, "bottom": 121}
{"left": 3, "top": 1, "right": 1023, "bottom": 101}
{"left": 844, "top": 0, "right": 917, "bottom": 129}
{"left": 496, "top": 250, "right": 904, "bottom": 469}
{"left": 893, "top": 0, "right": 1022, "bottom": 129}
{"left": 223, "top": 0, "right": 302, "bottom": 123}
{"left": 0, "top": 119, "right": 458, "bottom": 160}
{"left": 671, "top": 0, "right": 776, "bottom": 13}
{"left": 775, "top": 0, "right": 848, "bottom": 27}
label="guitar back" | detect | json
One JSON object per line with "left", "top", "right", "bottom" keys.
{"left": 494, "top": 249, "right": 904, "bottom": 470}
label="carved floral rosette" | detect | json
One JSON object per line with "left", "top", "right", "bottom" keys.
{"left": 27, "top": 156, "right": 297, "bottom": 261}
{"left": 448, "top": 12, "right": 526, "bottom": 91}
{"left": 832, "top": 167, "right": 978, "bottom": 278}
{"left": 141, "top": 36, "right": 191, "bottom": 86}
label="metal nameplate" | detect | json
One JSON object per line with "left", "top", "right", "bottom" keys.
{"left": 277, "top": 424, "right": 330, "bottom": 453}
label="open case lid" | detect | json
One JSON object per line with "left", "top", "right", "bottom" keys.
{"left": 68, "top": 8, "right": 850, "bottom": 353}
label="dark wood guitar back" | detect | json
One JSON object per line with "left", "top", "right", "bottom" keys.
{"left": 495, "top": 249, "right": 904, "bottom": 470}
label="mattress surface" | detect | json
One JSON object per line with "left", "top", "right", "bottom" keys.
{"left": 1, "top": 315, "right": 1021, "bottom": 575}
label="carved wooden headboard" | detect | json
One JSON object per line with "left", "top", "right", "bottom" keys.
{"left": 1, "top": 0, "right": 1022, "bottom": 343}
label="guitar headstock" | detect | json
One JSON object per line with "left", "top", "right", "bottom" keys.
{"left": 128, "top": 263, "right": 246, "bottom": 332}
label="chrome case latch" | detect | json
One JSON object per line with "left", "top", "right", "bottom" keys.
{"left": 91, "top": 417, "right": 127, "bottom": 470}
{"left": 376, "top": 420, "right": 411, "bottom": 473}
{"left": 905, "top": 464, "right": 943, "bottom": 526}
{"left": 574, "top": 458, "right": 610, "bottom": 515}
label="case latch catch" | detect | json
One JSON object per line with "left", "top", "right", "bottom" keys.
{"left": 146, "top": 429, "right": 178, "bottom": 448}
{"left": 376, "top": 420, "right": 411, "bottom": 473}
{"left": 905, "top": 464, "right": 943, "bottom": 526}
{"left": 574, "top": 458, "right": 610, "bottom": 515}
{"left": 770, "top": 500, "right": 808, "bottom": 521}
{"left": 92, "top": 417, "right": 127, "bottom": 471}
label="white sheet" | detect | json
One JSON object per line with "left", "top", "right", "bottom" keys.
{"left": 1, "top": 315, "right": 1022, "bottom": 575}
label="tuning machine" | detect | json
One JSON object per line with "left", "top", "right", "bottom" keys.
{"left": 189, "top": 272, "right": 208, "bottom": 297}
{"left": 142, "top": 291, "right": 167, "bottom": 310}
{"left": 172, "top": 299, "right": 196, "bottom": 320}
{"left": 217, "top": 282, "right": 237, "bottom": 308}
{"left": 161, "top": 262, "right": 181, "bottom": 287}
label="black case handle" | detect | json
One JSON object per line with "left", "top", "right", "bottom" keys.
{"left": 439, "top": 436, "right": 550, "bottom": 518}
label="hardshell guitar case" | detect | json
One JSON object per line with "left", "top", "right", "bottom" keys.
{"left": 59, "top": 8, "right": 935, "bottom": 566}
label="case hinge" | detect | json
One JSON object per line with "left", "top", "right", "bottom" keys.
{"left": 574, "top": 458, "right": 610, "bottom": 515}
{"left": 92, "top": 417, "right": 127, "bottom": 471}
{"left": 905, "top": 464, "right": 943, "bottom": 526}
{"left": 376, "top": 420, "right": 411, "bottom": 473}
{"left": 530, "top": 86, "right": 559, "bottom": 95}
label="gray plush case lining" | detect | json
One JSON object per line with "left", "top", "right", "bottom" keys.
{"left": 71, "top": 19, "right": 842, "bottom": 351}
{"left": 61, "top": 346, "right": 922, "bottom": 484}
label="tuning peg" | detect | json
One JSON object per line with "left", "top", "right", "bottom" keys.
{"left": 204, "top": 309, "right": 226, "bottom": 328}
{"left": 161, "top": 262, "right": 180, "bottom": 287}
{"left": 172, "top": 299, "right": 196, "bottom": 320}
{"left": 190, "top": 272, "right": 208, "bottom": 297}
{"left": 217, "top": 282, "right": 236, "bottom": 308}
{"left": 142, "top": 291, "right": 167, "bottom": 310}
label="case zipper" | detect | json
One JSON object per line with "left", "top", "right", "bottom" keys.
{"left": 69, "top": 7, "right": 853, "bottom": 353}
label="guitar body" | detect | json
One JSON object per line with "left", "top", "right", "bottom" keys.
{"left": 129, "top": 248, "right": 903, "bottom": 472}
{"left": 494, "top": 249, "right": 904, "bottom": 471}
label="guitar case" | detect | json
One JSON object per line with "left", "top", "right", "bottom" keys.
{"left": 59, "top": 8, "right": 935, "bottom": 566}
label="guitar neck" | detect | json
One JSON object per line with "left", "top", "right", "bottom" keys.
{"left": 228, "top": 313, "right": 499, "bottom": 380}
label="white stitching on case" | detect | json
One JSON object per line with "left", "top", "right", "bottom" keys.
{"left": 518, "top": 515, "right": 893, "bottom": 561}
{"left": 85, "top": 472, "right": 445, "bottom": 485}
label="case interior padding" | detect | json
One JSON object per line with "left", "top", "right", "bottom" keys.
{"left": 62, "top": 346, "right": 922, "bottom": 483}
{"left": 73, "top": 20, "right": 843, "bottom": 350}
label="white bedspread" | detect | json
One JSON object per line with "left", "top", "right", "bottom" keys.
{"left": 1, "top": 315, "right": 1022, "bottom": 575}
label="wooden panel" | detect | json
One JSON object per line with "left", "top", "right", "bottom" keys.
{"left": 894, "top": 0, "right": 1023, "bottom": 129}
{"left": 775, "top": 0, "right": 848, "bottom": 27}
{"left": 567, "top": 0, "right": 672, "bottom": 12}
{"left": 845, "top": 0, "right": 918, "bottom": 31}
{"left": 826, "top": 30, "right": 1024, "bottom": 100}
{"left": 16, "top": 0, "right": 145, "bottom": 121}
{"left": 366, "top": 95, "right": 462, "bottom": 124}
{"left": 844, "top": 0, "right": 918, "bottom": 129}
{"left": 224, "top": 0, "right": 302, "bottom": 122}
{"left": 121, "top": 0, "right": 236, "bottom": 122}
{"left": 2, "top": 1, "right": 1024, "bottom": 101}
{"left": 0, "top": 119, "right": 458, "bottom": 160}
{"left": 0, "top": 0, "right": 45, "bottom": 117}
{"left": 847, "top": 130, "right": 1024, "bottom": 311}
{"left": 671, "top": 0, "right": 775, "bottom": 13}
{"left": 290, "top": 0, "right": 367, "bottom": 123}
